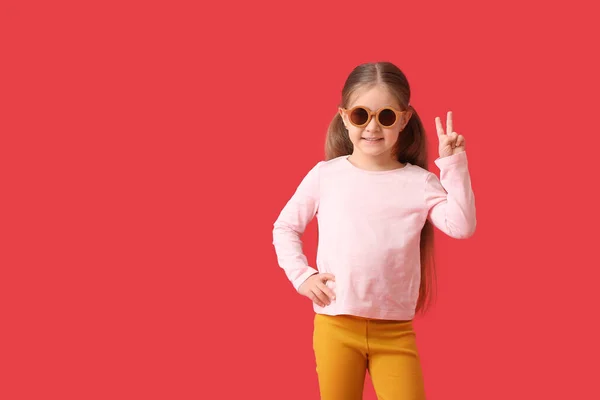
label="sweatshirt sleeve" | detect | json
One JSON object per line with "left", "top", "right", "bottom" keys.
{"left": 424, "top": 151, "right": 477, "bottom": 239}
{"left": 272, "top": 162, "right": 323, "bottom": 291}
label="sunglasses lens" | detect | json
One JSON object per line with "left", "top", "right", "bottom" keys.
{"left": 378, "top": 109, "right": 397, "bottom": 127}
{"left": 350, "top": 108, "right": 369, "bottom": 126}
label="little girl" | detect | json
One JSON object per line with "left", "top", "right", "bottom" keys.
{"left": 272, "top": 61, "right": 476, "bottom": 400}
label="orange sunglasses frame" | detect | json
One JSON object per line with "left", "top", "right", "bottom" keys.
{"left": 340, "top": 106, "right": 412, "bottom": 129}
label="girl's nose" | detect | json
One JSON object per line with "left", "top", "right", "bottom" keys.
{"left": 365, "top": 116, "right": 380, "bottom": 132}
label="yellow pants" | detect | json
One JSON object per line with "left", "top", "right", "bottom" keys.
{"left": 313, "top": 313, "right": 426, "bottom": 400}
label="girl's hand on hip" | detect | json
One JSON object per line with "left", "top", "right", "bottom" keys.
{"left": 298, "top": 273, "right": 336, "bottom": 307}
{"left": 436, "top": 111, "right": 466, "bottom": 158}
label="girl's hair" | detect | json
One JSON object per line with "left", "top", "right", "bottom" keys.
{"left": 325, "top": 61, "right": 436, "bottom": 315}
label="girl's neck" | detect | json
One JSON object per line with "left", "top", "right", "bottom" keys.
{"left": 347, "top": 152, "right": 405, "bottom": 172}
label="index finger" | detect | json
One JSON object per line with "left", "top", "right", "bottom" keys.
{"left": 316, "top": 281, "right": 336, "bottom": 300}
{"left": 435, "top": 117, "right": 445, "bottom": 137}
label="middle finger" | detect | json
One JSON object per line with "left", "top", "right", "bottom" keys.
{"left": 312, "top": 288, "right": 330, "bottom": 306}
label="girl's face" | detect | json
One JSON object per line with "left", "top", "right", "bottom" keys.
{"left": 339, "top": 85, "right": 410, "bottom": 162}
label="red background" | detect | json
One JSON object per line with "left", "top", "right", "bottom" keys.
{"left": 2, "top": 1, "right": 599, "bottom": 399}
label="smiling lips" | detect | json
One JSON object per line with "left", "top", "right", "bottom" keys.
{"left": 362, "top": 137, "right": 383, "bottom": 142}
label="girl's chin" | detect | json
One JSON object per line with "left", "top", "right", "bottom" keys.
{"left": 357, "top": 144, "right": 392, "bottom": 155}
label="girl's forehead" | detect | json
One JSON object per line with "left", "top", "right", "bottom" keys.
{"left": 348, "top": 85, "right": 401, "bottom": 109}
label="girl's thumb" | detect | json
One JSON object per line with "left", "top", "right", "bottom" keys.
{"left": 320, "top": 273, "right": 335, "bottom": 281}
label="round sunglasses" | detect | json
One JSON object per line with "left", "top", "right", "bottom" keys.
{"left": 341, "top": 106, "right": 411, "bottom": 129}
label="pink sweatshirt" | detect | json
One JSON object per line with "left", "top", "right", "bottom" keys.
{"left": 272, "top": 151, "right": 476, "bottom": 320}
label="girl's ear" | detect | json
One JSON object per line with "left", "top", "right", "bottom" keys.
{"left": 338, "top": 107, "right": 348, "bottom": 129}
{"left": 400, "top": 110, "right": 413, "bottom": 131}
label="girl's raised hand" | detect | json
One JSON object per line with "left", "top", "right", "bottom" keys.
{"left": 435, "top": 111, "right": 465, "bottom": 158}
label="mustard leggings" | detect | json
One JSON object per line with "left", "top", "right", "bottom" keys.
{"left": 313, "top": 313, "right": 426, "bottom": 400}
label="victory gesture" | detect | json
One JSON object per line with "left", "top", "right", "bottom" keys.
{"left": 435, "top": 111, "right": 465, "bottom": 158}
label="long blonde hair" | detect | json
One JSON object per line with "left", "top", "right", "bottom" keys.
{"left": 325, "top": 61, "right": 436, "bottom": 315}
